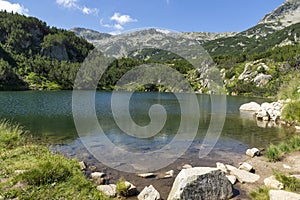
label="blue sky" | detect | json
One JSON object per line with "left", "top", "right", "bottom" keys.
{"left": 0, "top": 0, "right": 285, "bottom": 34}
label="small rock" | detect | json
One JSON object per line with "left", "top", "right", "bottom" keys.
{"left": 269, "top": 190, "right": 300, "bottom": 200}
{"left": 295, "top": 126, "right": 300, "bottom": 132}
{"left": 138, "top": 185, "right": 160, "bottom": 200}
{"left": 216, "top": 162, "right": 228, "bottom": 173}
{"left": 182, "top": 164, "right": 192, "bottom": 169}
{"left": 291, "top": 175, "right": 300, "bottom": 180}
{"left": 226, "top": 165, "right": 260, "bottom": 183}
{"left": 264, "top": 176, "right": 283, "bottom": 190}
{"left": 164, "top": 170, "right": 174, "bottom": 178}
{"left": 89, "top": 165, "right": 97, "bottom": 171}
{"left": 97, "top": 184, "right": 117, "bottom": 197}
{"left": 246, "top": 148, "right": 261, "bottom": 157}
{"left": 238, "top": 162, "right": 254, "bottom": 172}
{"left": 124, "top": 181, "right": 138, "bottom": 197}
{"left": 79, "top": 161, "right": 86, "bottom": 170}
{"left": 91, "top": 172, "right": 107, "bottom": 185}
{"left": 137, "top": 173, "right": 156, "bottom": 178}
{"left": 226, "top": 175, "right": 237, "bottom": 185}
{"left": 283, "top": 164, "right": 292, "bottom": 169}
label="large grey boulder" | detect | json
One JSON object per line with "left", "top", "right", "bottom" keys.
{"left": 138, "top": 185, "right": 160, "bottom": 200}
{"left": 240, "top": 102, "right": 261, "bottom": 112}
{"left": 269, "top": 190, "right": 300, "bottom": 200}
{"left": 167, "top": 167, "right": 233, "bottom": 200}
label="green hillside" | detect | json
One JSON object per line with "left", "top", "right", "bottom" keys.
{"left": 0, "top": 11, "right": 94, "bottom": 90}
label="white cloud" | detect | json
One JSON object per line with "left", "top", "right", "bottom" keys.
{"left": 114, "top": 24, "right": 124, "bottom": 30}
{"left": 56, "top": 0, "right": 78, "bottom": 8}
{"left": 0, "top": 0, "right": 29, "bottom": 15}
{"left": 110, "top": 12, "right": 137, "bottom": 25}
{"left": 56, "top": 0, "right": 98, "bottom": 15}
{"left": 82, "top": 7, "right": 99, "bottom": 15}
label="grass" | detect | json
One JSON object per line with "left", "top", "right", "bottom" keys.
{"left": 274, "top": 171, "right": 300, "bottom": 193}
{"left": 116, "top": 178, "right": 129, "bottom": 197}
{"left": 282, "top": 101, "right": 300, "bottom": 124}
{"left": 0, "top": 120, "right": 110, "bottom": 200}
{"left": 250, "top": 187, "right": 270, "bottom": 200}
{"left": 266, "top": 136, "right": 300, "bottom": 162}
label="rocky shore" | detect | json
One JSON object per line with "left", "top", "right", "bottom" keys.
{"left": 77, "top": 146, "right": 300, "bottom": 200}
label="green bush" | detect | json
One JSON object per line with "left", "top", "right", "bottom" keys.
{"left": 266, "top": 144, "right": 281, "bottom": 162}
{"left": 282, "top": 102, "right": 300, "bottom": 123}
{"left": 0, "top": 120, "right": 25, "bottom": 150}
{"left": 116, "top": 178, "right": 129, "bottom": 196}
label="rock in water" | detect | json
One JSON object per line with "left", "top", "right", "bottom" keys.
{"left": 269, "top": 190, "right": 300, "bottom": 200}
{"left": 138, "top": 185, "right": 160, "bottom": 200}
{"left": 167, "top": 167, "right": 233, "bottom": 200}
{"left": 239, "top": 102, "right": 261, "bottom": 112}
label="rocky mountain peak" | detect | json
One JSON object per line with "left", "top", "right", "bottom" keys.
{"left": 258, "top": 0, "right": 300, "bottom": 30}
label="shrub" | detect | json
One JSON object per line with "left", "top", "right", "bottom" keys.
{"left": 250, "top": 187, "right": 270, "bottom": 200}
{"left": 266, "top": 144, "right": 281, "bottom": 162}
{"left": 116, "top": 178, "right": 129, "bottom": 196}
{"left": 0, "top": 120, "right": 26, "bottom": 149}
{"left": 274, "top": 171, "right": 300, "bottom": 193}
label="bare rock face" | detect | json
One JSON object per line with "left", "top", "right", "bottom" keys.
{"left": 167, "top": 167, "right": 233, "bottom": 200}
{"left": 42, "top": 43, "right": 69, "bottom": 61}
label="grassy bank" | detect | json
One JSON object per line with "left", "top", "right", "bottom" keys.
{"left": 0, "top": 120, "right": 109, "bottom": 200}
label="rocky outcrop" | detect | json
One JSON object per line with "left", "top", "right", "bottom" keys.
{"left": 167, "top": 167, "right": 233, "bottom": 200}
{"left": 138, "top": 185, "right": 160, "bottom": 200}
{"left": 42, "top": 43, "right": 69, "bottom": 61}
{"left": 269, "top": 190, "right": 300, "bottom": 200}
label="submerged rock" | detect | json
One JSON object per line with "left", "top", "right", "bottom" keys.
{"left": 138, "top": 185, "right": 160, "bottom": 200}
{"left": 167, "top": 167, "right": 233, "bottom": 200}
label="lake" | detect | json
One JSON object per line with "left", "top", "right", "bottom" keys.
{"left": 0, "top": 91, "right": 295, "bottom": 172}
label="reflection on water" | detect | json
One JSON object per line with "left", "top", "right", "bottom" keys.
{"left": 0, "top": 91, "right": 296, "bottom": 153}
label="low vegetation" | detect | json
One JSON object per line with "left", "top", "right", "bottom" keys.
{"left": 250, "top": 187, "right": 270, "bottom": 200}
{"left": 0, "top": 120, "right": 109, "bottom": 199}
{"left": 266, "top": 136, "right": 300, "bottom": 162}
{"left": 274, "top": 171, "right": 300, "bottom": 193}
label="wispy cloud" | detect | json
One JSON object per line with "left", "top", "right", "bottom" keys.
{"left": 0, "top": 0, "right": 29, "bottom": 15}
{"left": 110, "top": 12, "right": 137, "bottom": 24}
{"left": 56, "top": 0, "right": 99, "bottom": 15}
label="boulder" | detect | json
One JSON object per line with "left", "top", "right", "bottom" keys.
{"left": 97, "top": 184, "right": 117, "bottom": 197}
{"left": 246, "top": 148, "right": 261, "bottom": 157}
{"left": 256, "top": 109, "right": 269, "bottom": 121}
{"left": 264, "top": 176, "right": 283, "bottom": 190}
{"left": 226, "top": 165, "right": 260, "bottom": 183}
{"left": 238, "top": 162, "right": 254, "bottom": 172}
{"left": 167, "top": 167, "right": 233, "bottom": 200}
{"left": 269, "top": 190, "right": 300, "bottom": 200}
{"left": 295, "top": 126, "right": 300, "bottom": 132}
{"left": 240, "top": 102, "right": 261, "bottom": 112}
{"left": 138, "top": 185, "right": 160, "bottom": 200}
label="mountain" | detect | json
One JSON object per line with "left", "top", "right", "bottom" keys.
{"left": 70, "top": 27, "right": 111, "bottom": 41}
{"left": 258, "top": 0, "right": 300, "bottom": 30}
